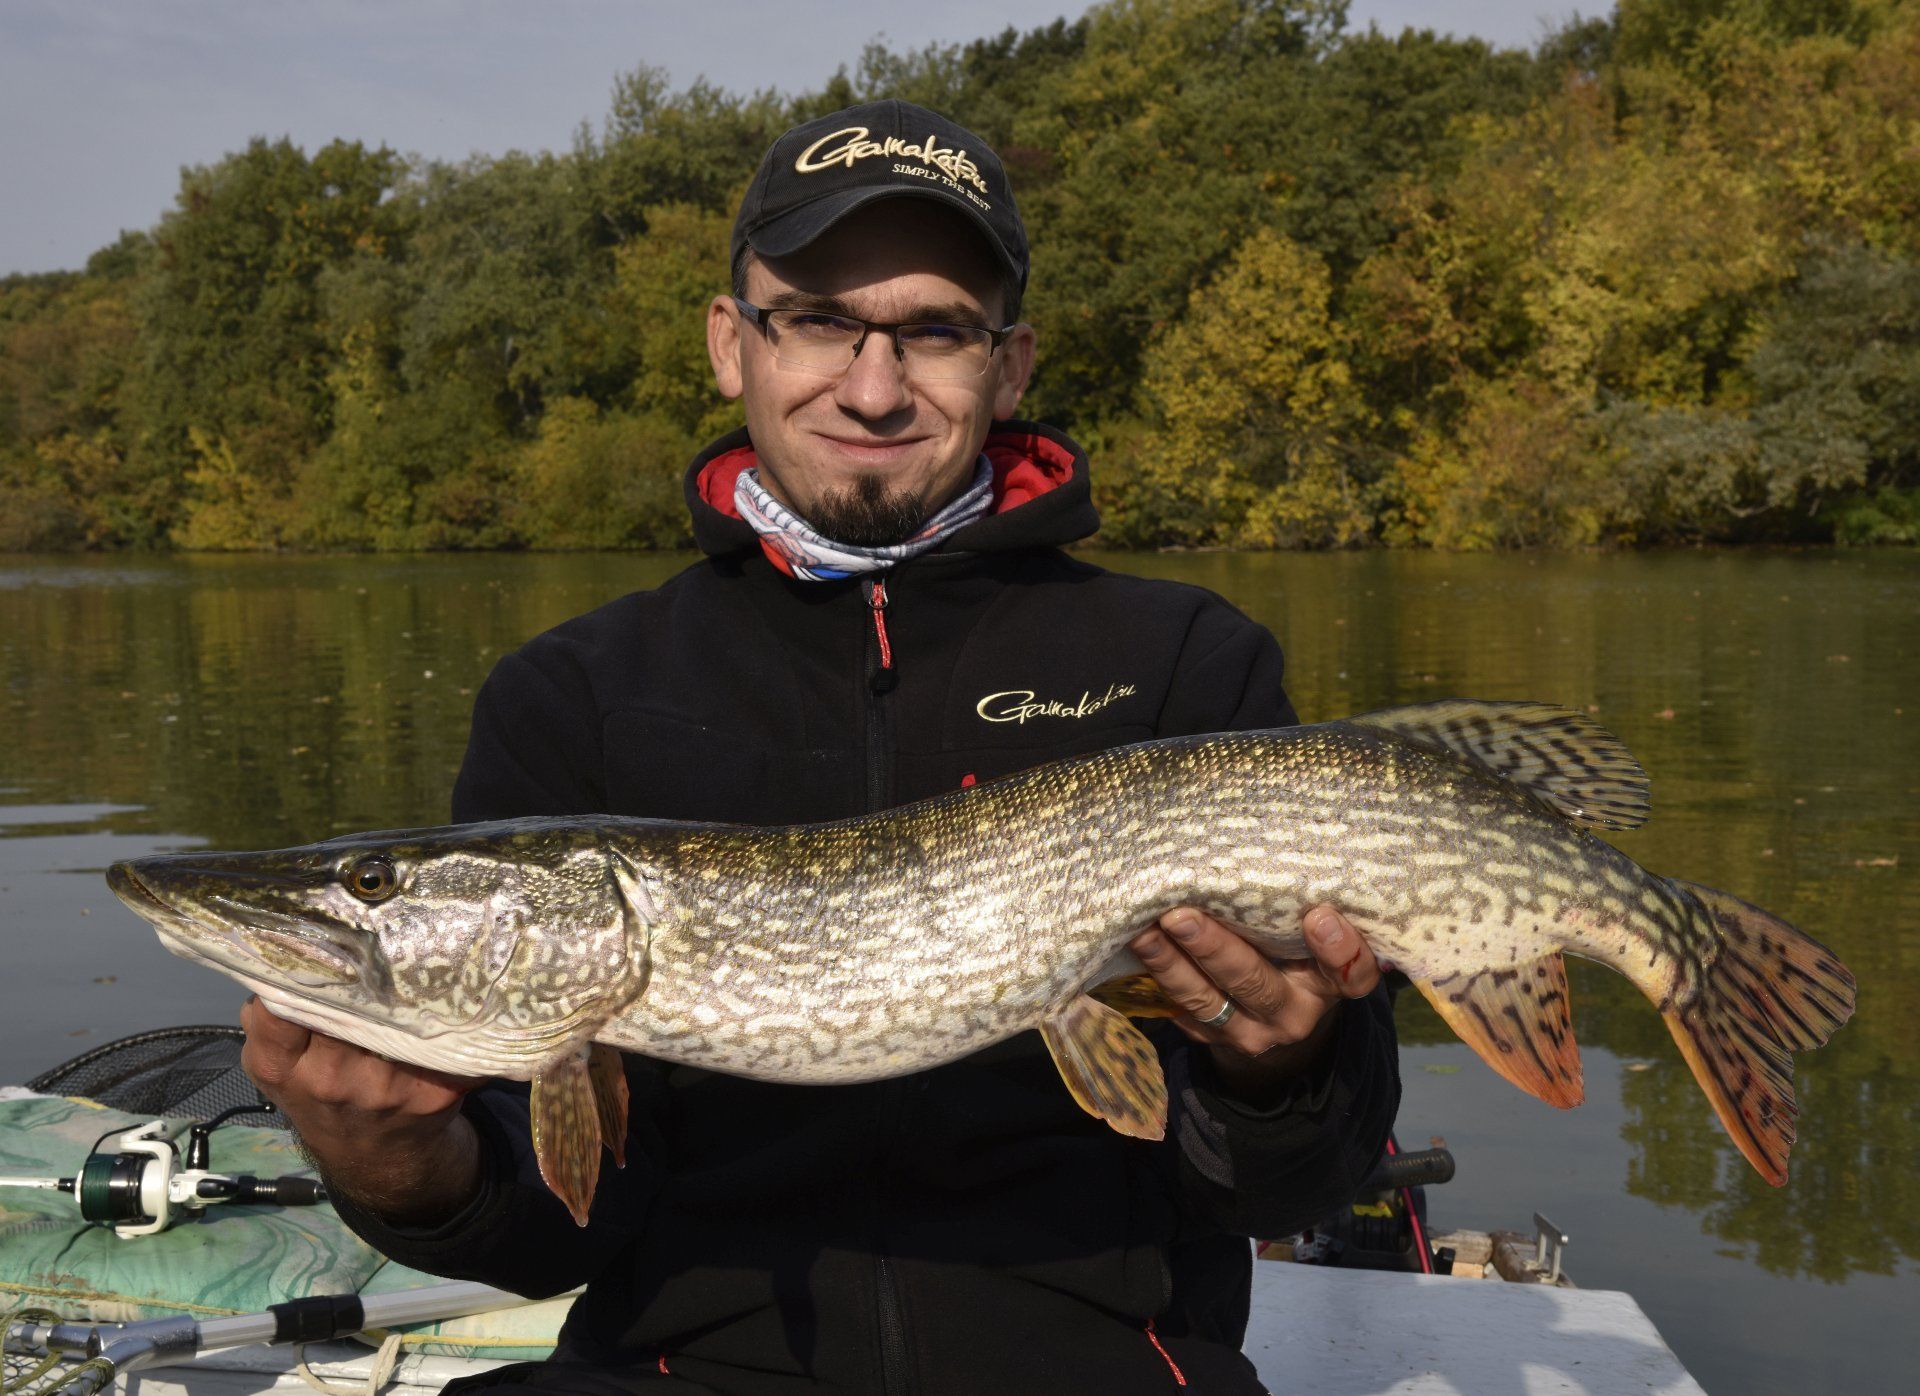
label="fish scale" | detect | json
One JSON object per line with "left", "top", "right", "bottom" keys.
{"left": 108, "top": 699, "right": 1855, "bottom": 1225}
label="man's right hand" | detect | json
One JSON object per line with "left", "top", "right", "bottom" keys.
{"left": 240, "top": 995, "right": 486, "bottom": 1226}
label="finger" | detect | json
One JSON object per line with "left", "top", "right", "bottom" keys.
{"left": 1158, "top": 909, "right": 1289, "bottom": 1020}
{"left": 1136, "top": 916, "right": 1294, "bottom": 1056}
{"left": 241, "top": 994, "right": 311, "bottom": 1053}
{"left": 301, "top": 1029, "right": 479, "bottom": 1114}
{"left": 239, "top": 996, "right": 311, "bottom": 1094}
{"left": 1303, "top": 906, "right": 1381, "bottom": 998}
{"left": 1131, "top": 926, "right": 1241, "bottom": 1023}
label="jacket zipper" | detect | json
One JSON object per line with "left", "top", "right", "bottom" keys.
{"left": 863, "top": 577, "right": 897, "bottom": 809}
{"left": 861, "top": 575, "right": 911, "bottom": 1393}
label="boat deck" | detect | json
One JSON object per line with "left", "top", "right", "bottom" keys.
{"left": 108, "top": 1263, "right": 1702, "bottom": 1396}
{"left": 1245, "top": 1262, "right": 1703, "bottom": 1393}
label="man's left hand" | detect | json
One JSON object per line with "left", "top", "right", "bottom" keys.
{"left": 1129, "top": 905, "right": 1380, "bottom": 1103}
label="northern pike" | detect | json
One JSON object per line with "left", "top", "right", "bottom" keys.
{"left": 107, "top": 701, "right": 1856, "bottom": 1224}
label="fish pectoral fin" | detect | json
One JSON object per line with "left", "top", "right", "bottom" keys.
{"left": 587, "top": 1043, "right": 629, "bottom": 1170}
{"left": 1087, "top": 973, "right": 1183, "bottom": 1019}
{"left": 1415, "top": 955, "right": 1584, "bottom": 1109}
{"left": 1347, "top": 700, "right": 1650, "bottom": 831}
{"left": 607, "top": 848, "right": 657, "bottom": 998}
{"left": 531, "top": 1048, "right": 605, "bottom": 1227}
{"left": 1040, "top": 995, "right": 1168, "bottom": 1141}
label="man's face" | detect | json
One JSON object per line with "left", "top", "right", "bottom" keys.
{"left": 707, "top": 200, "right": 1036, "bottom": 545}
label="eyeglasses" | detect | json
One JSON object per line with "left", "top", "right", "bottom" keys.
{"left": 732, "top": 298, "right": 1014, "bottom": 382}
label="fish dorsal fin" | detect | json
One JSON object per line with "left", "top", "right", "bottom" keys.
{"left": 1040, "top": 995, "right": 1168, "bottom": 1141}
{"left": 1348, "top": 699, "right": 1650, "bottom": 831}
{"left": 1414, "top": 955, "right": 1584, "bottom": 1108}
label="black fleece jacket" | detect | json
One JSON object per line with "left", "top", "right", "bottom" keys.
{"left": 332, "top": 422, "right": 1400, "bottom": 1395}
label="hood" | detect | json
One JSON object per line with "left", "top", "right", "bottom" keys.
{"left": 684, "top": 420, "right": 1099, "bottom": 563}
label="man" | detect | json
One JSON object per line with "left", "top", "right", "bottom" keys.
{"left": 243, "top": 101, "right": 1400, "bottom": 1394}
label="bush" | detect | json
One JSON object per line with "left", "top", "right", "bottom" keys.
{"left": 510, "top": 399, "right": 694, "bottom": 549}
{"left": 1831, "top": 485, "right": 1920, "bottom": 544}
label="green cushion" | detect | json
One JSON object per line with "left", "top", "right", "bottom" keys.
{"left": 0, "top": 1094, "right": 568, "bottom": 1360}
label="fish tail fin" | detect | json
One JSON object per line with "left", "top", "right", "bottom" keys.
{"left": 1660, "top": 879, "right": 1856, "bottom": 1186}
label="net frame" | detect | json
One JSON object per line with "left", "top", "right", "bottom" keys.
{"left": 24, "top": 1027, "right": 276, "bottom": 1126}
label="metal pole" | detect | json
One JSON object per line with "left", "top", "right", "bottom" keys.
{"left": 7, "top": 1280, "right": 543, "bottom": 1381}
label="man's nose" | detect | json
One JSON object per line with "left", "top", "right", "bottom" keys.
{"left": 834, "top": 331, "right": 914, "bottom": 418}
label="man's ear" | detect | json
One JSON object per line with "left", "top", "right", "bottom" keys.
{"left": 708, "top": 295, "right": 744, "bottom": 399}
{"left": 992, "top": 323, "right": 1037, "bottom": 420}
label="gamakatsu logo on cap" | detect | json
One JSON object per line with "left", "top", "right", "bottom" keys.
{"left": 795, "top": 126, "right": 993, "bottom": 206}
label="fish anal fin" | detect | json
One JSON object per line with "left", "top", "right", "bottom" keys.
{"left": 587, "top": 1043, "right": 629, "bottom": 1169}
{"left": 1040, "top": 995, "right": 1168, "bottom": 1141}
{"left": 531, "top": 1048, "right": 602, "bottom": 1227}
{"left": 1088, "top": 972, "right": 1182, "bottom": 1019}
{"left": 1415, "top": 955, "right": 1584, "bottom": 1109}
{"left": 1348, "top": 699, "right": 1650, "bottom": 831}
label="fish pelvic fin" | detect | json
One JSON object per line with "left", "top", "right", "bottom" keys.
{"left": 1041, "top": 995, "right": 1168, "bottom": 1141}
{"left": 1415, "top": 954, "right": 1584, "bottom": 1109}
{"left": 1088, "top": 972, "right": 1183, "bottom": 1018}
{"left": 532, "top": 1044, "right": 629, "bottom": 1226}
{"left": 1347, "top": 699, "right": 1650, "bottom": 831}
{"left": 1660, "top": 880, "right": 1856, "bottom": 1186}
{"left": 587, "top": 1043, "right": 630, "bottom": 1170}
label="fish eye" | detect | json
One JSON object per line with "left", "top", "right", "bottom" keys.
{"left": 344, "top": 855, "right": 399, "bottom": 903}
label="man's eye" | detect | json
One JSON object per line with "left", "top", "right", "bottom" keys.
{"left": 899, "top": 324, "right": 974, "bottom": 348}
{"left": 785, "top": 313, "right": 857, "bottom": 337}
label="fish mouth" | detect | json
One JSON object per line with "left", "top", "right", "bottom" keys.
{"left": 110, "top": 860, "right": 361, "bottom": 987}
{"left": 107, "top": 861, "right": 175, "bottom": 919}
{"left": 235, "top": 922, "right": 361, "bottom": 986}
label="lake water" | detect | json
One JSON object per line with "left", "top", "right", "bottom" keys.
{"left": 1, "top": 548, "right": 1914, "bottom": 1393}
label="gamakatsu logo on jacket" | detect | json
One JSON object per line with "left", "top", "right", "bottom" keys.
{"left": 976, "top": 684, "right": 1138, "bottom": 725}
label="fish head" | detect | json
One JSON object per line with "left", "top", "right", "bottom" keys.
{"left": 107, "top": 818, "right": 656, "bottom": 1078}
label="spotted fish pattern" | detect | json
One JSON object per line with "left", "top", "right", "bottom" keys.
{"left": 110, "top": 700, "right": 1856, "bottom": 1224}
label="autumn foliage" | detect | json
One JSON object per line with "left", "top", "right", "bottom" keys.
{"left": 3, "top": 0, "right": 1917, "bottom": 551}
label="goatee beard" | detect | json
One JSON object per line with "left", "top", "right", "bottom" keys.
{"left": 804, "top": 474, "right": 927, "bottom": 547}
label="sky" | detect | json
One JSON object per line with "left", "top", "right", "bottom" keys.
{"left": 0, "top": 1, "right": 1594, "bottom": 276}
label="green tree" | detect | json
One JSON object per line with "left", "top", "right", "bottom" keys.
{"left": 614, "top": 202, "right": 741, "bottom": 442}
{"left": 134, "top": 138, "right": 404, "bottom": 548}
{"left": 509, "top": 397, "right": 691, "bottom": 548}
{"left": 1121, "top": 225, "right": 1371, "bottom": 547}
{"left": 1605, "top": 240, "right": 1920, "bottom": 538}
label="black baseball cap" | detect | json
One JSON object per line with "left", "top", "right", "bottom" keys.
{"left": 731, "top": 99, "right": 1029, "bottom": 294}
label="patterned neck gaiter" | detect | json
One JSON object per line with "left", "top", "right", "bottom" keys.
{"left": 733, "top": 456, "right": 996, "bottom": 581}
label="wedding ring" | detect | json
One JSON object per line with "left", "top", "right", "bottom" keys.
{"left": 1197, "top": 999, "right": 1236, "bottom": 1028}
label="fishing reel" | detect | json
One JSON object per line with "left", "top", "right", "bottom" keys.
{"left": 2, "top": 1105, "right": 327, "bottom": 1238}
{"left": 1276, "top": 1137, "right": 1457, "bottom": 1275}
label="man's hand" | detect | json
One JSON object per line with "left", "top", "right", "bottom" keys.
{"left": 241, "top": 996, "right": 486, "bottom": 1226}
{"left": 1129, "top": 905, "right": 1380, "bottom": 1104}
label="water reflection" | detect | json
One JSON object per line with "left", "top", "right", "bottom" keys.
{"left": 1, "top": 548, "right": 1915, "bottom": 1389}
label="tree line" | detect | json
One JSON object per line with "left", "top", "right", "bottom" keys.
{"left": 3, "top": 0, "right": 1917, "bottom": 553}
